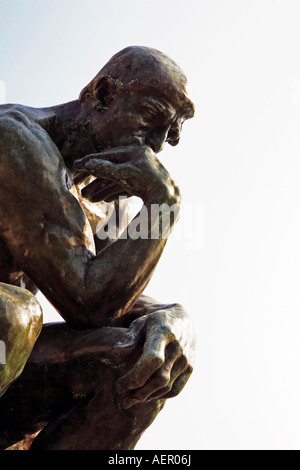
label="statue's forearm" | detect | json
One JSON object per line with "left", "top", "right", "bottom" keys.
{"left": 79, "top": 198, "right": 179, "bottom": 328}
{"left": 51, "top": 145, "right": 182, "bottom": 328}
{"left": 106, "top": 294, "right": 178, "bottom": 327}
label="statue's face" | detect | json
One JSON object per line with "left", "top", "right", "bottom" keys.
{"left": 89, "top": 87, "right": 190, "bottom": 154}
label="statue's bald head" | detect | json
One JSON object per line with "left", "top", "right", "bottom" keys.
{"left": 80, "top": 46, "right": 195, "bottom": 120}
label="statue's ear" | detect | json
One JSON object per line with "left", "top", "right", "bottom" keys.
{"left": 79, "top": 75, "right": 116, "bottom": 107}
{"left": 91, "top": 75, "right": 116, "bottom": 108}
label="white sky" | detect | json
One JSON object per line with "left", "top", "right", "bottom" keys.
{"left": 1, "top": 0, "right": 300, "bottom": 450}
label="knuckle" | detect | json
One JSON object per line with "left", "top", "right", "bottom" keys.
{"left": 148, "top": 351, "right": 164, "bottom": 368}
{"left": 163, "top": 388, "right": 178, "bottom": 399}
{"left": 151, "top": 323, "right": 173, "bottom": 342}
{"left": 161, "top": 384, "right": 173, "bottom": 395}
{"left": 171, "top": 339, "right": 182, "bottom": 355}
{"left": 173, "top": 355, "right": 188, "bottom": 373}
{"left": 153, "top": 373, "right": 169, "bottom": 388}
{"left": 85, "top": 159, "right": 98, "bottom": 171}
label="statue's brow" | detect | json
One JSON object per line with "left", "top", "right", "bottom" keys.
{"left": 141, "top": 98, "right": 176, "bottom": 120}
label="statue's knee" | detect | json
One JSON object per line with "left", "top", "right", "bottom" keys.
{"left": 0, "top": 284, "right": 42, "bottom": 340}
{"left": 19, "top": 292, "right": 43, "bottom": 345}
{"left": 0, "top": 284, "right": 42, "bottom": 395}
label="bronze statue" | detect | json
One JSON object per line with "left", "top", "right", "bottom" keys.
{"left": 0, "top": 46, "right": 195, "bottom": 450}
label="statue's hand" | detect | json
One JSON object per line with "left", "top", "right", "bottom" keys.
{"left": 73, "top": 145, "right": 180, "bottom": 205}
{"left": 114, "top": 306, "right": 195, "bottom": 409}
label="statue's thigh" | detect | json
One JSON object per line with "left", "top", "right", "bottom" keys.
{"left": 0, "top": 282, "right": 42, "bottom": 396}
{"left": 0, "top": 319, "right": 164, "bottom": 449}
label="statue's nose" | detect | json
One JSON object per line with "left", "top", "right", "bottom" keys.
{"left": 166, "top": 121, "right": 181, "bottom": 147}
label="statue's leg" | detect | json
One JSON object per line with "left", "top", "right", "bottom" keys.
{"left": 0, "top": 321, "right": 165, "bottom": 450}
{"left": 0, "top": 283, "right": 42, "bottom": 398}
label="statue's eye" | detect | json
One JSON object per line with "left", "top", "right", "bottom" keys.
{"left": 143, "top": 111, "right": 164, "bottom": 125}
{"left": 140, "top": 100, "right": 168, "bottom": 126}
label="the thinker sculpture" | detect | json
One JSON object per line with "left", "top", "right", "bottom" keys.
{"left": 0, "top": 46, "right": 195, "bottom": 450}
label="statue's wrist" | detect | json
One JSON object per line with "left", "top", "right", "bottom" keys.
{"left": 144, "top": 182, "right": 181, "bottom": 207}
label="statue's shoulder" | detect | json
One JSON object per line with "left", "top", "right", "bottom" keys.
{"left": 0, "top": 104, "right": 32, "bottom": 130}
{"left": 0, "top": 105, "right": 40, "bottom": 139}
{"left": 0, "top": 105, "right": 55, "bottom": 164}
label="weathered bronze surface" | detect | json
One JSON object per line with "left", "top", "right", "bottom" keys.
{"left": 0, "top": 46, "right": 195, "bottom": 450}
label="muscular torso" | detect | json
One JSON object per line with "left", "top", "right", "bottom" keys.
{"left": 0, "top": 104, "right": 95, "bottom": 298}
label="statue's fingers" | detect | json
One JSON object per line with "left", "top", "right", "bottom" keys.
{"left": 74, "top": 158, "right": 120, "bottom": 180}
{"left": 81, "top": 180, "right": 129, "bottom": 203}
{"left": 84, "top": 160, "right": 134, "bottom": 196}
{"left": 159, "top": 366, "right": 193, "bottom": 399}
{"left": 112, "top": 317, "right": 146, "bottom": 351}
{"left": 116, "top": 335, "right": 169, "bottom": 396}
{"left": 120, "top": 342, "right": 182, "bottom": 408}
{"left": 85, "top": 159, "right": 121, "bottom": 179}
{"left": 108, "top": 321, "right": 146, "bottom": 369}
{"left": 73, "top": 170, "right": 91, "bottom": 184}
{"left": 144, "top": 355, "right": 188, "bottom": 401}
{"left": 81, "top": 179, "right": 117, "bottom": 200}
{"left": 103, "top": 191, "right": 130, "bottom": 203}
{"left": 73, "top": 154, "right": 97, "bottom": 171}
{"left": 73, "top": 146, "right": 141, "bottom": 172}
{"left": 86, "top": 185, "right": 130, "bottom": 203}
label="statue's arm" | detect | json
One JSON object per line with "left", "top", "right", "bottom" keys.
{"left": 0, "top": 119, "right": 179, "bottom": 330}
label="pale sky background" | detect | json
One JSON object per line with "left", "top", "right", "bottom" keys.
{"left": 1, "top": 0, "right": 300, "bottom": 450}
